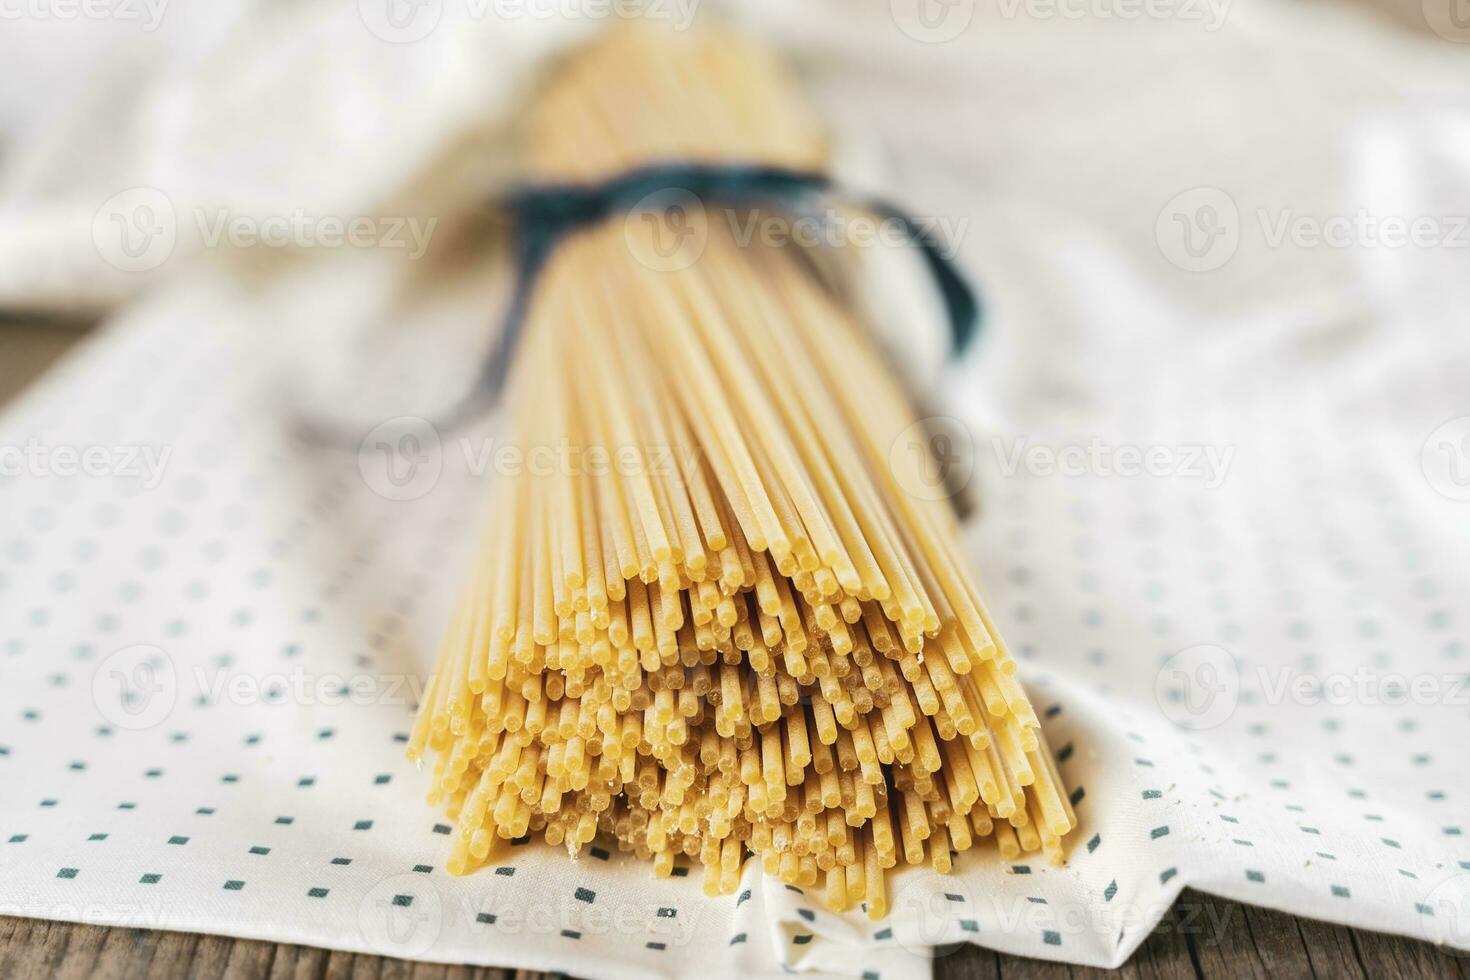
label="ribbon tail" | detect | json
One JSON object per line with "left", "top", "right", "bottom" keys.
{"left": 863, "top": 199, "right": 981, "bottom": 358}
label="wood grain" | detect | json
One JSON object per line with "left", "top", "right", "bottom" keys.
{"left": 2, "top": 890, "right": 1466, "bottom": 980}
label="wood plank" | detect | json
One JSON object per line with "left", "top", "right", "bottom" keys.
{"left": 1195, "top": 901, "right": 1288, "bottom": 980}
{"left": 9, "top": 888, "right": 1459, "bottom": 980}
{"left": 1350, "top": 924, "right": 1470, "bottom": 980}
{"left": 1291, "top": 910, "right": 1368, "bottom": 979}
{"left": 0, "top": 316, "right": 93, "bottom": 405}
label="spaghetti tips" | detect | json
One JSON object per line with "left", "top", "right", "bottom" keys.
{"left": 409, "top": 26, "right": 1074, "bottom": 918}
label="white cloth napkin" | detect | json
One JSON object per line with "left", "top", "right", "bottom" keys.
{"left": 3, "top": 0, "right": 1470, "bottom": 976}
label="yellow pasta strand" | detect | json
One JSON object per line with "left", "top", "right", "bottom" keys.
{"left": 409, "top": 24, "right": 1074, "bottom": 917}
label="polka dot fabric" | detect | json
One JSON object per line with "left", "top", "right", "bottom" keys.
{"left": 0, "top": 281, "right": 933, "bottom": 980}
{"left": 2, "top": 260, "right": 1469, "bottom": 980}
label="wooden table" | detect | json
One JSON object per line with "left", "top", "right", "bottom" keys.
{"left": 3, "top": 888, "right": 1467, "bottom": 980}
{"left": 2, "top": 319, "right": 1466, "bottom": 979}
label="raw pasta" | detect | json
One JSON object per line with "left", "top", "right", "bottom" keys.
{"left": 408, "top": 25, "right": 1073, "bottom": 919}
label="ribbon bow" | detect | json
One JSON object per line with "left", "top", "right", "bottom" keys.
{"left": 305, "top": 162, "right": 981, "bottom": 442}
{"left": 474, "top": 162, "right": 980, "bottom": 423}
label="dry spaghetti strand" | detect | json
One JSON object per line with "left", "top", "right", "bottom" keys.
{"left": 408, "top": 25, "right": 1074, "bottom": 918}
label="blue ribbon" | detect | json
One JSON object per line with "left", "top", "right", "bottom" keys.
{"left": 299, "top": 162, "right": 981, "bottom": 444}
{"left": 458, "top": 161, "right": 979, "bottom": 427}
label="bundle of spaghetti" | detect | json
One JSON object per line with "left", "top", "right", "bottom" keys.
{"left": 407, "top": 25, "right": 1075, "bottom": 919}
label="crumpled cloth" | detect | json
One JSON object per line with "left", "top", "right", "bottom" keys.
{"left": 2, "top": 0, "right": 1470, "bottom": 976}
